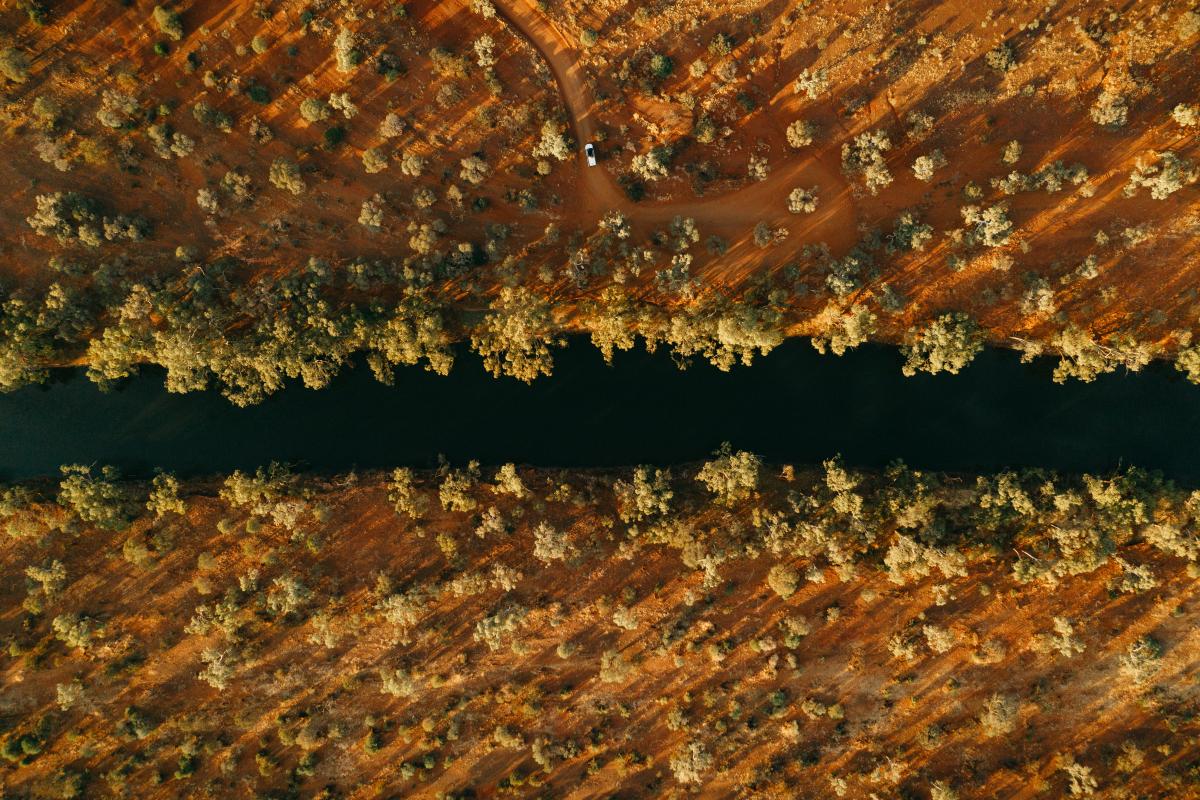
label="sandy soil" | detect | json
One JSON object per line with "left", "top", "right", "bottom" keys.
{"left": 0, "top": 0, "right": 1197, "bottom": 361}
{"left": 1, "top": 464, "right": 1197, "bottom": 798}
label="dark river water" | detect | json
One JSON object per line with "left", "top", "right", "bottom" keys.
{"left": 1, "top": 339, "right": 1198, "bottom": 481}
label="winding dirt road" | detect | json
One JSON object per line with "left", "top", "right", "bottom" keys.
{"left": 494, "top": 0, "right": 856, "bottom": 245}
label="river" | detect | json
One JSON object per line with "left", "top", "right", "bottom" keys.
{"left": 1, "top": 339, "right": 1197, "bottom": 481}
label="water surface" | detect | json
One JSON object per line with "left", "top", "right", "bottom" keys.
{"left": 1, "top": 340, "right": 1197, "bottom": 481}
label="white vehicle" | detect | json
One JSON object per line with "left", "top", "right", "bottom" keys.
{"left": 584, "top": 142, "right": 598, "bottom": 167}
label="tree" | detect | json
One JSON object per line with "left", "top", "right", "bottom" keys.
{"left": 695, "top": 443, "right": 760, "bottom": 505}
{"left": 1090, "top": 89, "right": 1127, "bottom": 128}
{"left": 470, "top": 286, "right": 561, "bottom": 382}
{"left": 379, "top": 112, "right": 406, "bottom": 138}
{"left": 58, "top": 464, "right": 134, "bottom": 530}
{"left": 439, "top": 461, "right": 480, "bottom": 512}
{"left": 985, "top": 42, "right": 1015, "bottom": 72}
{"left": 613, "top": 467, "right": 673, "bottom": 522}
{"left": 1173, "top": 103, "right": 1200, "bottom": 127}
{"left": 811, "top": 304, "right": 876, "bottom": 355}
{"left": 1002, "top": 139, "right": 1022, "bottom": 164}
{"left": 841, "top": 129, "right": 892, "bottom": 194}
{"left": 901, "top": 313, "right": 985, "bottom": 376}
{"left": 533, "top": 522, "right": 574, "bottom": 564}
{"left": 630, "top": 145, "right": 673, "bottom": 181}
{"left": 648, "top": 53, "right": 673, "bottom": 78}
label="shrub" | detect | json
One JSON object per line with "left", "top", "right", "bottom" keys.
{"left": 911, "top": 149, "right": 947, "bottom": 182}
{"left": 960, "top": 202, "right": 1012, "bottom": 247}
{"left": 269, "top": 157, "right": 305, "bottom": 195}
{"left": 792, "top": 67, "right": 829, "bottom": 99}
{"left": 532, "top": 521, "right": 574, "bottom": 564}
{"left": 1173, "top": 103, "right": 1200, "bottom": 127}
{"left": 152, "top": 5, "right": 184, "bottom": 41}
{"left": 695, "top": 443, "right": 760, "bottom": 505}
{"left": 299, "top": 98, "right": 330, "bottom": 123}
{"left": 901, "top": 313, "right": 985, "bottom": 376}
{"left": 1178, "top": 10, "right": 1200, "bottom": 40}
{"left": 613, "top": 467, "right": 673, "bottom": 522}
{"left": 362, "top": 148, "right": 389, "bottom": 174}
{"left": 380, "top": 667, "right": 418, "bottom": 697}
{"left": 1119, "top": 636, "right": 1162, "bottom": 685}
{"left": 459, "top": 155, "right": 489, "bottom": 185}
{"left": 599, "top": 649, "right": 632, "bottom": 683}
{"left": 1090, "top": 90, "right": 1127, "bottom": 128}
{"left": 979, "top": 693, "right": 1018, "bottom": 737}
{"left": 670, "top": 740, "right": 712, "bottom": 785}
{"left": 1123, "top": 151, "right": 1198, "bottom": 200}
{"left": 333, "top": 28, "right": 361, "bottom": 72}
{"left": 786, "top": 119, "right": 815, "bottom": 148}
{"left": 0, "top": 47, "right": 30, "bottom": 83}
{"left": 470, "top": 0, "right": 496, "bottom": 17}
{"left": 532, "top": 120, "right": 573, "bottom": 162}
{"left": 767, "top": 564, "right": 799, "bottom": 598}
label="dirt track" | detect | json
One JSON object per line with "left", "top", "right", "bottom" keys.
{"left": 494, "top": 0, "right": 857, "bottom": 242}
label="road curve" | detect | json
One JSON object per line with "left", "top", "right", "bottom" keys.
{"left": 492, "top": 0, "right": 626, "bottom": 210}
{"left": 494, "top": 0, "right": 856, "bottom": 246}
